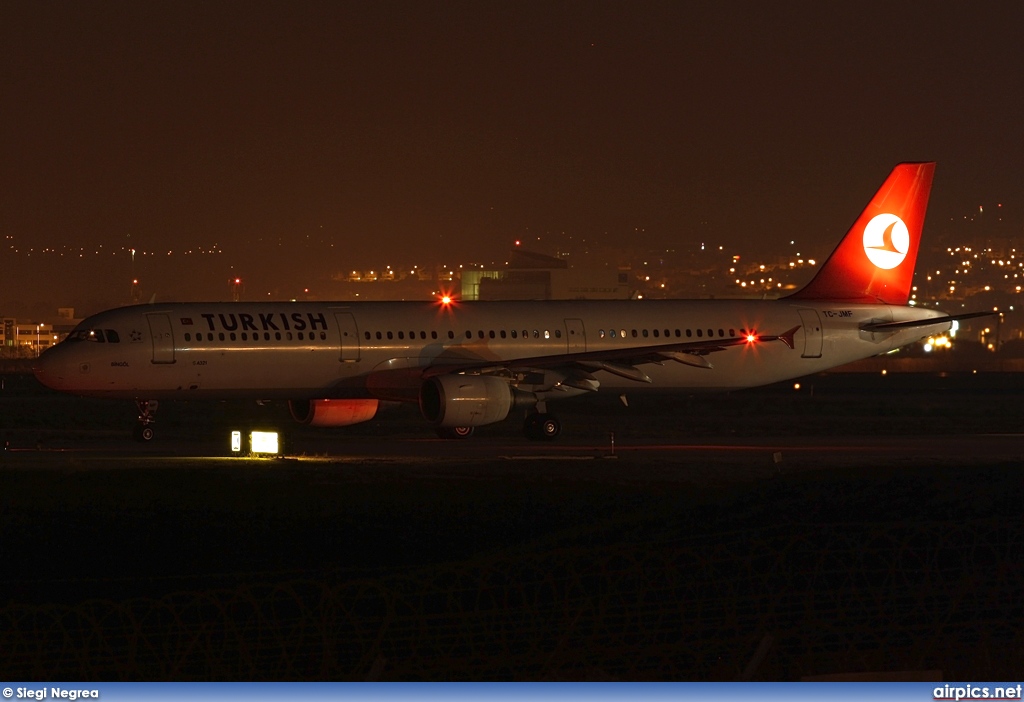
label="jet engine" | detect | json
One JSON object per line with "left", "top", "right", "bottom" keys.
{"left": 289, "top": 399, "right": 379, "bottom": 427}
{"left": 419, "top": 375, "right": 515, "bottom": 428}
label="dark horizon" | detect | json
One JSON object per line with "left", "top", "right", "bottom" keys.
{"left": 3, "top": 1, "right": 1023, "bottom": 314}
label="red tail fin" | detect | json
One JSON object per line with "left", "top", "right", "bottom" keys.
{"left": 788, "top": 162, "right": 935, "bottom": 304}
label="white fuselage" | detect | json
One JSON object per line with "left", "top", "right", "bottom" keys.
{"left": 34, "top": 299, "right": 948, "bottom": 401}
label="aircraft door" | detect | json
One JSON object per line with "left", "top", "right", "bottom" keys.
{"left": 146, "top": 314, "right": 175, "bottom": 364}
{"left": 798, "top": 309, "right": 823, "bottom": 358}
{"left": 335, "top": 312, "right": 360, "bottom": 362}
{"left": 564, "top": 318, "right": 586, "bottom": 354}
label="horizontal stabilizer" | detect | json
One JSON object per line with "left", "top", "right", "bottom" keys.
{"left": 860, "top": 311, "right": 995, "bottom": 333}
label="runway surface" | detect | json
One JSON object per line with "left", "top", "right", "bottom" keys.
{"left": 3, "top": 371, "right": 1024, "bottom": 680}
{"left": 5, "top": 431, "right": 1024, "bottom": 475}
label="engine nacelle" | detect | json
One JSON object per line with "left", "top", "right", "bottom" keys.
{"left": 289, "top": 399, "right": 379, "bottom": 427}
{"left": 419, "top": 375, "right": 514, "bottom": 428}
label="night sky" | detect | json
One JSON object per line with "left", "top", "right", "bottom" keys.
{"left": 2, "top": 1, "right": 1022, "bottom": 313}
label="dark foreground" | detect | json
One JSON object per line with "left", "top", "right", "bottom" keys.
{"left": 2, "top": 372, "right": 1024, "bottom": 680}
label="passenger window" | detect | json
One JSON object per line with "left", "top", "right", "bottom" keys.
{"left": 696, "top": 329, "right": 703, "bottom": 338}
{"left": 185, "top": 333, "right": 191, "bottom": 342}
{"left": 364, "top": 331, "right": 370, "bottom": 340}
{"left": 398, "top": 331, "right": 404, "bottom": 340}
{"left": 643, "top": 329, "right": 649, "bottom": 338}
{"left": 500, "top": 330, "right": 506, "bottom": 338}
{"left": 287, "top": 332, "right": 293, "bottom": 341}
{"left": 320, "top": 332, "right": 327, "bottom": 340}
{"left": 219, "top": 332, "right": 225, "bottom": 341}
{"left": 511, "top": 330, "right": 517, "bottom": 338}
{"left": 619, "top": 329, "right": 626, "bottom": 338}
{"left": 447, "top": 331, "right": 453, "bottom": 339}
{"left": 265, "top": 332, "right": 271, "bottom": 341}
{"left": 718, "top": 329, "right": 724, "bottom": 337}
{"left": 106, "top": 330, "right": 120, "bottom": 343}
{"left": 275, "top": 332, "right": 282, "bottom": 341}
{"left": 686, "top": 329, "right": 692, "bottom": 337}
{"left": 631, "top": 329, "right": 638, "bottom": 338}
{"left": 609, "top": 329, "right": 616, "bottom": 339}
{"left": 230, "top": 332, "right": 237, "bottom": 341}
{"left": 729, "top": 329, "right": 736, "bottom": 337}
{"left": 555, "top": 329, "right": 561, "bottom": 338}
{"left": 707, "top": 329, "right": 713, "bottom": 337}
{"left": 533, "top": 330, "right": 540, "bottom": 339}
{"left": 478, "top": 330, "right": 485, "bottom": 339}
{"left": 387, "top": 331, "right": 393, "bottom": 340}
{"left": 297, "top": 332, "right": 304, "bottom": 340}
{"left": 488, "top": 330, "right": 495, "bottom": 339}
{"left": 652, "top": 329, "right": 659, "bottom": 338}
{"left": 376, "top": 331, "right": 382, "bottom": 340}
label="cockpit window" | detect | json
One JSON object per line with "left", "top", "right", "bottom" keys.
{"left": 67, "top": 328, "right": 120, "bottom": 343}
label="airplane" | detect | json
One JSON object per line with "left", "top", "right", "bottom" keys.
{"left": 33, "top": 162, "right": 991, "bottom": 442}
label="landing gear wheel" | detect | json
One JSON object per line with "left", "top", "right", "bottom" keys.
{"left": 133, "top": 400, "right": 158, "bottom": 442}
{"left": 538, "top": 415, "right": 561, "bottom": 440}
{"left": 437, "top": 426, "right": 474, "bottom": 439}
{"left": 524, "top": 413, "right": 561, "bottom": 441}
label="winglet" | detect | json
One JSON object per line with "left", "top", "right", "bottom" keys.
{"left": 776, "top": 325, "right": 800, "bottom": 350}
{"left": 787, "top": 162, "right": 935, "bottom": 304}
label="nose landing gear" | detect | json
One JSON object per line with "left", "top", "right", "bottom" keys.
{"left": 133, "top": 400, "right": 159, "bottom": 442}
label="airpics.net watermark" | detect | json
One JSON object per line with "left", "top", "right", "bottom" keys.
{"left": 934, "top": 685, "right": 1024, "bottom": 701}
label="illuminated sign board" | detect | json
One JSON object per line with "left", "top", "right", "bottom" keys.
{"left": 250, "top": 431, "right": 280, "bottom": 455}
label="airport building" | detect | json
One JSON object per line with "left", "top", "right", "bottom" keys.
{"left": 1, "top": 310, "right": 78, "bottom": 357}
{"left": 1, "top": 318, "right": 58, "bottom": 357}
{"left": 461, "top": 249, "right": 633, "bottom": 301}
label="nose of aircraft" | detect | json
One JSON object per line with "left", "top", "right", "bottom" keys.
{"left": 32, "top": 345, "right": 63, "bottom": 390}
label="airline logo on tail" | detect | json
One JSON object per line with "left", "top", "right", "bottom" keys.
{"left": 788, "top": 162, "right": 935, "bottom": 304}
{"left": 862, "top": 213, "right": 909, "bottom": 270}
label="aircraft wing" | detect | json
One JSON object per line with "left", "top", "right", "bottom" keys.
{"left": 421, "top": 325, "right": 801, "bottom": 383}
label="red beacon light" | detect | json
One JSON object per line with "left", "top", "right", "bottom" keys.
{"left": 745, "top": 332, "right": 758, "bottom": 343}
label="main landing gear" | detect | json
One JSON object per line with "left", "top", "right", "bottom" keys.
{"left": 132, "top": 400, "right": 158, "bottom": 442}
{"left": 436, "top": 426, "right": 475, "bottom": 439}
{"left": 523, "top": 412, "right": 561, "bottom": 441}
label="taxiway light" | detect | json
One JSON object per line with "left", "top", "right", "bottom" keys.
{"left": 250, "top": 431, "right": 280, "bottom": 455}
